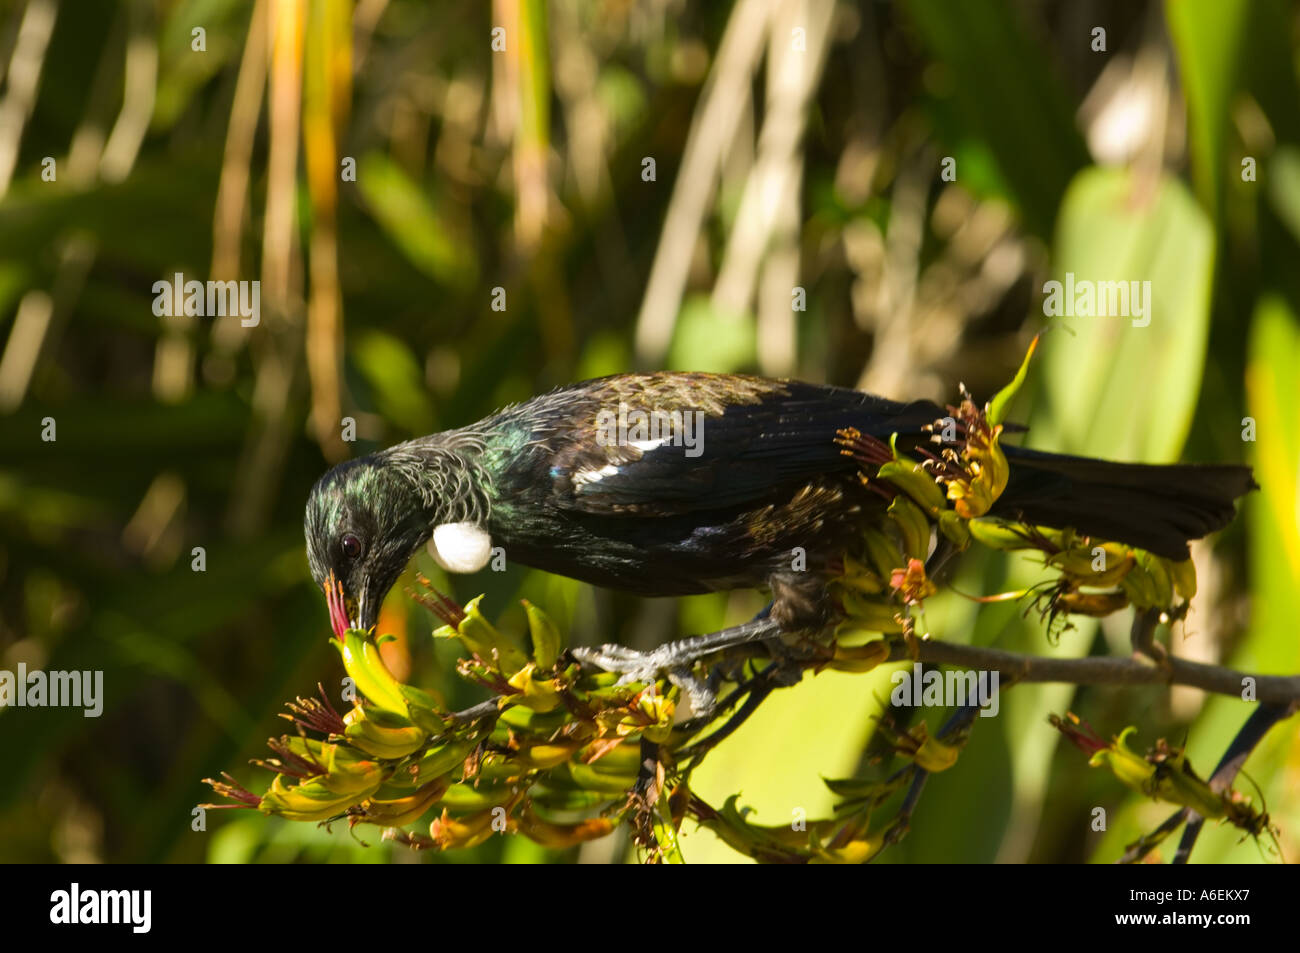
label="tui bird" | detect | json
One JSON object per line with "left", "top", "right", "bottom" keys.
{"left": 304, "top": 372, "right": 1254, "bottom": 648}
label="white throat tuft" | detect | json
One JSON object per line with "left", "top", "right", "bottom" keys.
{"left": 427, "top": 521, "right": 493, "bottom": 573}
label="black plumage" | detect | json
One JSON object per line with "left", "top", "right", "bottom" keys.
{"left": 304, "top": 372, "right": 1254, "bottom": 633}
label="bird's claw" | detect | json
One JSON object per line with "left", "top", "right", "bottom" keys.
{"left": 570, "top": 643, "right": 718, "bottom": 717}
{"left": 570, "top": 616, "right": 785, "bottom": 721}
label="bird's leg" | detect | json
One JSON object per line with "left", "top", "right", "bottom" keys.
{"left": 574, "top": 615, "right": 784, "bottom": 673}
{"left": 573, "top": 575, "right": 838, "bottom": 718}
{"left": 739, "top": 599, "right": 818, "bottom": 687}
{"left": 571, "top": 615, "right": 787, "bottom": 718}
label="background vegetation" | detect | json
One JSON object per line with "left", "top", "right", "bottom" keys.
{"left": 1, "top": 0, "right": 1297, "bottom": 863}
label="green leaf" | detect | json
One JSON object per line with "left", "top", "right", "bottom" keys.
{"left": 522, "top": 600, "right": 563, "bottom": 670}
{"left": 1266, "top": 147, "right": 1300, "bottom": 245}
{"left": 988, "top": 335, "right": 1039, "bottom": 426}
{"left": 1166, "top": 0, "right": 1251, "bottom": 221}
{"left": 356, "top": 152, "right": 477, "bottom": 289}
{"left": 666, "top": 295, "right": 756, "bottom": 373}
{"left": 1039, "top": 167, "right": 1214, "bottom": 462}
{"left": 351, "top": 330, "right": 435, "bottom": 436}
{"left": 901, "top": 0, "right": 1088, "bottom": 238}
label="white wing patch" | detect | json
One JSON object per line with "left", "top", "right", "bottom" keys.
{"left": 572, "top": 463, "right": 620, "bottom": 487}
{"left": 427, "top": 521, "right": 493, "bottom": 573}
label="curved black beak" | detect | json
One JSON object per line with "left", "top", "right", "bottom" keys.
{"left": 357, "top": 587, "right": 379, "bottom": 634}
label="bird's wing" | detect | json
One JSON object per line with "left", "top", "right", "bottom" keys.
{"left": 536, "top": 373, "right": 942, "bottom": 516}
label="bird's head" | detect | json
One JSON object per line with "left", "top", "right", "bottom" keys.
{"left": 304, "top": 455, "right": 433, "bottom": 635}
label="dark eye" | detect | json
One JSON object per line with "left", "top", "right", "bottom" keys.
{"left": 341, "top": 533, "right": 363, "bottom": 560}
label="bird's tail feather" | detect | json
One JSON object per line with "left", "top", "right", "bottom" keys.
{"left": 992, "top": 446, "right": 1256, "bottom": 560}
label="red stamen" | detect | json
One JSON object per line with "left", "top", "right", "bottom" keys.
{"left": 408, "top": 574, "right": 468, "bottom": 627}
{"left": 325, "top": 570, "right": 350, "bottom": 640}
